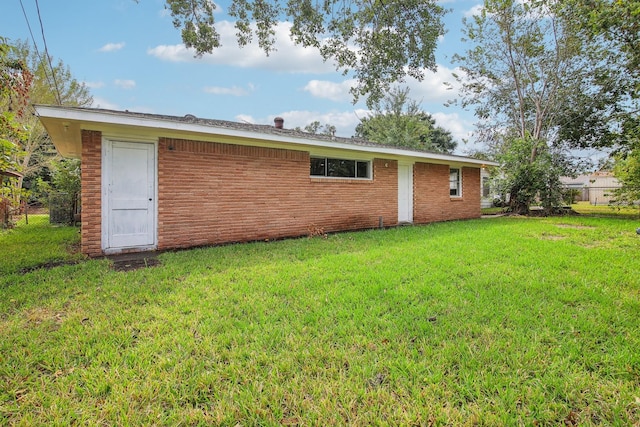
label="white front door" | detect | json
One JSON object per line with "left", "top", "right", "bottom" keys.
{"left": 398, "top": 163, "right": 413, "bottom": 223}
{"left": 104, "top": 140, "right": 156, "bottom": 250}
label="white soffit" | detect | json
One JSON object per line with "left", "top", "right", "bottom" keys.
{"left": 35, "top": 105, "right": 497, "bottom": 167}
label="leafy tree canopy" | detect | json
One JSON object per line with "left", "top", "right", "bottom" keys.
{"left": 1, "top": 39, "right": 92, "bottom": 206}
{"left": 0, "top": 37, "right": 31, "bottom": 175}
{"left": 157, "top": 0, "right": 447, "bottom": 106}
{"left": 355, "top": 87, "right": 457, "bottom": 154}
{"left": 454, "top": 0, "right": 598, "bottom": 214}
{"left": 613, "top": 148, "right": 640, "bottom": 206}
{"left": 294, "top": 121, "right": 336, "bottom": 137}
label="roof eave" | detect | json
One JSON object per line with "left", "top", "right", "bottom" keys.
{"left": 34, "top": 105, "right": 498, "bottom": 167}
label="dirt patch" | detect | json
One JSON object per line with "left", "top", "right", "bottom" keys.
{"left": 19, "top": 260, "right": 83, "bottom": 274}
{"left": 108, "top": 252, "right": 161, "bottom": 272}
{"left": 541, "top": 233, "right": 566, "bottom": 241}
{"left": 555, "top": 224, "right": 596, "bottom": 230}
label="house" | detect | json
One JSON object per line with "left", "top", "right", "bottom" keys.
{"left": 560, "top": 172, "right": 622, "bottom": 205}
{"left": 35, "top": 105, "right": 497, "bottom": 257}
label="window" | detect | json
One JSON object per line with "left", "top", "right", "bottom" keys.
{"left": 450, "top": 168, "right": 461, "bottom": 197}
{"left": 310, "top": 157, "right": 370, "bottom": 179}
{"left": 482, "top": 176, "right": 490, "bottom": 198}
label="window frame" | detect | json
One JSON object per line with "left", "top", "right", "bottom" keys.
{"left": 310, "top": 156, "right": 372, "bottom": 180}
{"left": 449, "top": 167, "right": 462, "bottom": 197}
{"left": 482, "top": 176, "right": 490, "bottom": 198}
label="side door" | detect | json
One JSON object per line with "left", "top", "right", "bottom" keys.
{"left": 398, "top": 163, "right": 413, "bottom": 224}
{"left": 104, "top": 140, "right": 156, "bottom": 250}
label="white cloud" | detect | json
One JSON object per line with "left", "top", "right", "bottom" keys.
{"left": 84, "top": 81, "right": 105, "bottom": 89}
{"left": 236, "top": 109, "right": 370, "bottom": 138}
{"left": 148, "top": 21, "right": 334, "bottom": 74}
{"left": 99, "top": 42, "right": 125, "bottom": 52}
{"left": 429, "top": 111, "right": 475, "bottom": 144}
{"left": 236, "top": 108, "right": 478, "bottom": 150}
{"left": 303, "top": 79, "right": 357, "bottom": 102}
{"left": 115, "top": 79, "right": 136, "bottom": 90}
{"left": 204, "top": 84, "right": 254, "bottom": 96}
{"left": 303, "top": 65, "right": 465, "bottom": 106}
{"left": 464, "top": 4, "right": 484, "bottom": 18}
{"left": 91, "top": 97, "right": 120, "bottom": 110}
{"left": 405, "top": 65, "right": 466, "bottom": 104}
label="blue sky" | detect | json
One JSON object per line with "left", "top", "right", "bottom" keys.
{"left": 3, "top": 0, "right": 485, "bottom": 154}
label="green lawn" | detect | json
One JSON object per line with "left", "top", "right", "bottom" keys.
{"left": 571, "top": 201, "right": 640, "bottom": 219}
{"left": 0, "top": 215, "right": 84, "bottom": 276}
{"left": 1, "top": 215, "right": 639, "bottom": 425}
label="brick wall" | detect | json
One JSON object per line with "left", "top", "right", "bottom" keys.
{"left": 413, "top": 163, "right": 480, "bottom": 223}
{"left": 80, "top": 130, "right": 102, "bottom": 257}
{"left": 79, "top": 133, "right": 482, "bottom": 256}
{"left": 157, "top": 138, "right": 398, "bottom": 250}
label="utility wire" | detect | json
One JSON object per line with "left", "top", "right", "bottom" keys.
{"left": 34, "top": 0, "right": 62, "bottom": 105}
{"left": 18, "top": 0, "right": 57, "bottom": 102}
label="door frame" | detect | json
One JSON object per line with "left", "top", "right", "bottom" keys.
{"left": 398, "top": 161, "right": 414, "bottom": 224}
{"left": 101, "top": 136, "right": 158, "bottom": 253}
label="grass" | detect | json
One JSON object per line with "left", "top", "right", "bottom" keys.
{"left": 0, "top": 215, "right": 83, "bottom": 275}
{"left": 480, "top": 206, "right": 505, "bottom": 215}
{"left": 1, "top": 214, "right": 639, "bottom": 425}
{"left": 571, "top": 201, "right": 640, "bottom": 219}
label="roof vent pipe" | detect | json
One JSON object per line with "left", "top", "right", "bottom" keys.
{"left": 274, "top": 117, "right": 284, "bottom": 129}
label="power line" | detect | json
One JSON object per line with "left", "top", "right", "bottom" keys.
{"left": 18, "top": 0, "right": 57, "bottom": 101}
{"left": 34, "top": 0, "right": 62, "bottom": 105}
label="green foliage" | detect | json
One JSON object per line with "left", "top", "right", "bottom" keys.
{"left": 294, "top": 120, "right": 336, "bottom": 136}
{"left": 612, "top": 148, "right": 640, "bottom": 206}
{"left": 355, "top": 87, "right": 457, "bottom": 153}
{"left": 1, "top": 217, "right": 639, "bottom": 424}
{"left": 570, "top": 0, "right": 640, "bottom": 94}
{"left": 550, "top": 1, "right": 639, "bottom": 152}
{"left": 162, "top": 0, "right": 446, "bottom": 106}
{"left": 492, "top": 137, "right": 571, "bottom": 214}
{"left": 455, "top": 0, "right": 597, "bottom": 213}
{"left": 50, "top": 158, "right": 81, "bottom": 197}
{"left": 1, "top": 37, "right": 32, "bottom": 228}
{"left": 1, "top": 40, "right": 92, "bottom": 203}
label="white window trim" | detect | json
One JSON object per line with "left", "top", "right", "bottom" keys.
{"left": 310, "top": 156, "right": 373, "bottom": 180}
{"left": 450, "top": 167, "right": 462, "bottom": 198}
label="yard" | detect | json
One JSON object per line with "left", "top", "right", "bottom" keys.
{"left": 1, "top": 213, "right": 639, "bottom": 425}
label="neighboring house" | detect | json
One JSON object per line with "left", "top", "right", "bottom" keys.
{"left": 36, "top": 105, "right": 497, "bottom": 257}
{"left": 560, "top": 172, "right": 622, "bottom": 205}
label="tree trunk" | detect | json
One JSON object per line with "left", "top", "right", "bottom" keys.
{"left": 509, "top": 198, "right": 530, "bottom": 215}
{"left": 508, "top": 184, "right": 531, "bottom": 215}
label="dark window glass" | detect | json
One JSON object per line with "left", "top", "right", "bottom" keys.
{"left": 310, "top": 157, "right": 370, "bottom": 179}
{"left": 310, "top": 158, "right": 325, "bottom": 176}
{"left": 356, "top": 161, "right": 369, "bottom": 178}
{"left": 327, "top": 158, "right": 355, "bottom": 177}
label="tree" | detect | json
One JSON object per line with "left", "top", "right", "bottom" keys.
{"left": 570, "top": 0, "right": 639, "bottom": 93}
{"left": 2, "top": 40, "right": 92, "bottom": 197}
{"left": 612, "top": 149, "right": 640, "bottom": 207}
{"left": 159, "top": 0, "right": 446, "bottom": 106}
{"left": 0, "top": 38, "right": 31, "bottom": 174}
{"left": 611, "top": 115, "right": 640, "bottom": 206}
{"left": 555, "top": 0, "right": 640, "bottom": 210}
{"left": 355, "top": 87, "right": 457, "bottom": 153}
{"left": 294, "top": 121, "right": 336, "bottom": 137}
{"left": 454, "top": 0, "right": 599, "bottom": 214}
{"left": 545, "top": 0, "right": 638, "bottom": 153}
{"left": 1, "top": 37, "right": 33, "bottom": 227}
